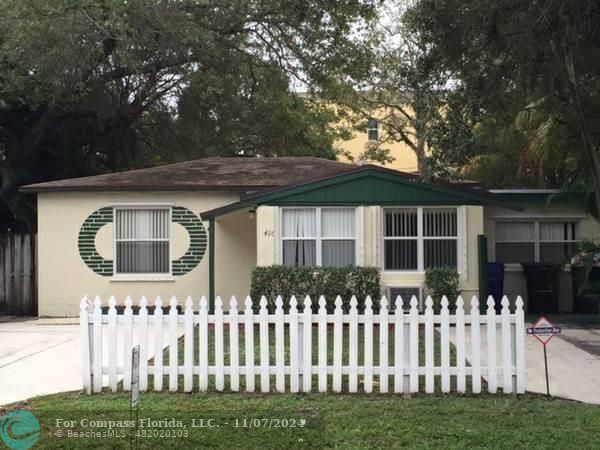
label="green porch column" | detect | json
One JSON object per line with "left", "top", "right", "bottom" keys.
{"left": 478, "top": 234, "right": 488, "bottom": 312}
{"left": 209, "top": 217, "right": 215, "bottom": 314}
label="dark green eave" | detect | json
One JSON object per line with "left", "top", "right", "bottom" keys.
{"left": 491, "top": 190, "right": 597, "bottom": 216}
{"left": 491, "top": 190, "right": 592, "bottom": 203}
{"left": 202, "top": 166, "right": 521, "bottom": 219}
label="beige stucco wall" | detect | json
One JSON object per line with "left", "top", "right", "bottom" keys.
{"left": 256, "top": 206, "right": 278, "bottom": 266}
{"left": 214, "top": 210, "right": 257, "bottom": 302}
{"left": 37, "top": 191, "right": 252, "bottom": 316}
{"left": 256, "top": 205, "right": 483, "bottom": 304}
{"left": 484, "top": 202, "right": 600, "bottom": 312}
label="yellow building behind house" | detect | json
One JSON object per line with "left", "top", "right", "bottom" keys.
{"left": 335, "top": 117, "right": 420, "bottom": 173}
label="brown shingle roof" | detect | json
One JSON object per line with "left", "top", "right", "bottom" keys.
{"left": 20, "top": 157, "right": 357, "bottom": 193}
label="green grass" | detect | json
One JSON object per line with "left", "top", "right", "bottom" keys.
{"left": 3, "top": 391, "right": 600, "bottom": 449}
{"left": 7, "top": 324, "right": 592, "bottom": 448}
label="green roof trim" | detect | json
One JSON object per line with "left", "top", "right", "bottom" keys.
{"left": 492, "top": 191, "right": 590, "bottom": 203}
{"left": 202, "top": 166, "right": 520, "bottom": 219}
{"left": 493, "top": 191, "right": 597, "bottom": 216}
{"left": 250, "top": 169, "right": 484, "bottom": 205}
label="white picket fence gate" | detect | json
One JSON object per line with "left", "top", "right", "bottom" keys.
{"left": 80, "top": 294, "right": 526, "bottom": 395}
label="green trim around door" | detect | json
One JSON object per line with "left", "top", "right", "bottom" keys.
{"left": 478, "top": 234, "right": 489, "bottom": 312}
{"left": 209, "top": 217, "right": 215, "bottom": 314}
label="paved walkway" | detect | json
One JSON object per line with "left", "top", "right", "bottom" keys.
{"left": 450, "top": 318, "right": 600, "bottom": 404}
{"left": 532, "top": 323, "right": 600, "bottom": 403}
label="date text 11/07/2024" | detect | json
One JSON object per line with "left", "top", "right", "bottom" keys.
{"left": 191, "top": 418, "right": 307, "bottom": 428}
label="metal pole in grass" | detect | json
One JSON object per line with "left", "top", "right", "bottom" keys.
{"left": 130, "top": 345, "right": 140, "bottom": 450}
{"left": 543, "top": 344, "right": 550, "bottom": 400}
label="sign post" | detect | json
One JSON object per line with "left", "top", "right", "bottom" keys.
{"left": 526, "top": 316, "right": 561, "bottom": 400}
{"left": 130, "top": 345, "right": 140, "bottom": 450}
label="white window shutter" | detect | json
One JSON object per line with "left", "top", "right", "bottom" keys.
{"left": 458, "top": 206, "right": 468, "bottom": 280}
{"left": 273, "top": 207, "right": 280, "bottom": 264}
{"left": 373, "top": 206, "right": 382, "bottom": 268}
{"left": 356, "top": 206, "right": 365, "bottom": 266}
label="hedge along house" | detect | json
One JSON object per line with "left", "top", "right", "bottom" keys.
{"left": 21, "top": 157, "right": 599, "bottom": 317}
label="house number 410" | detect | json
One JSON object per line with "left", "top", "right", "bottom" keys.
{"left": 263, "top": 229, "right": 275, "bottom": 237}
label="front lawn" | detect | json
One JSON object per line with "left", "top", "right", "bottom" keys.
{"left": 3, "top": 391, "right": 600, "bottom": 449}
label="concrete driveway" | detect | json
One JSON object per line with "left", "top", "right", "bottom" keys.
{"left": 449, "top": 317, "right": 600, "bottom": 404}
{"left": 0, "top": 318, "right": 82, "bottom": 406}
{"left": 527, "top": 318, "right": 600, "bottom": 403}
{"left": 0, "top": 317, "right": 175, "bottom": 406}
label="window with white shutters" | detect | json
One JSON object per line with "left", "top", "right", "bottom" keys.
{"left": 281, "top": 207, "right": 356, "bottom": 267}
{"left": 115, "top": 208, "right": 171, "bottom": 274}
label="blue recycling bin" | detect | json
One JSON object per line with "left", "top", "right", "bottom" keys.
{"left": 487, "top": 263, "right": 505, "bottom": 311}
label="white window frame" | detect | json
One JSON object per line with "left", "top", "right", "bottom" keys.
{"left": 366, "top": 119, "right": 379, "bottom": 142}
{"left": 381, "top": 206, "right": 461, "bottom": 273}
{"left": 279, "top": 206, "right": 358, "bottom": 267}
{"left": 494, "top": 219, "right": 579, "bottom": 266}
{"left": 112, "top": 204, "right": 173, "bottom": 280}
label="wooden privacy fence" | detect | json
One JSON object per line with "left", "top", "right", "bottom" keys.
{"left": 0, "top": 233, "right": 36, "bottom": 315}
{"left": 80, "top": 294, "right": 526, "bottom": 395}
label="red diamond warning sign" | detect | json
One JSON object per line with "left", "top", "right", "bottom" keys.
{"left": 527, "top": 316, "right": 561, "bottom": 345}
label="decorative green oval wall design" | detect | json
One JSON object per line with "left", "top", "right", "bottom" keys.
{"left": 78, "top": 207, "right": 114, "bottom": 276}
{"left": 78, "top": 206, "right": 207, "bottom": 277}
{"left": 171, "top": 206, "right": 207, "bottom": 275}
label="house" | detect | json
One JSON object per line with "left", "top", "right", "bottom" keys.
{"left": 21, "top": 157, "right": 600, "bottom": 316}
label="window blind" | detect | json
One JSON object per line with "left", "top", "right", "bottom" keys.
{"left": 115, "top": 209, "right": 170, "bottom": 274}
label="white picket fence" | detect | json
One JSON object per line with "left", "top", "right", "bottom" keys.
{"left": 80, "top": 294, "right": 526, "bottom": 395}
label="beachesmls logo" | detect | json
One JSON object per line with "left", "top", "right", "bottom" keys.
{"left": 0, "top": 410, "right": 40, "bottom": 450}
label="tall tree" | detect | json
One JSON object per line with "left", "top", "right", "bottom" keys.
{"left": 0, "top": 0, "right": 377, "bottom": 229}
{"left": 406, "top": 0, "right": 600, "bottom": 206}
{"left": 329, "top": 1, "right": 450, "bottom": 177}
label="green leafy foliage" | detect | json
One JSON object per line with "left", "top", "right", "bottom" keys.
{"left": 0, "top": 0, "right": 377, "bottom": 230}
{"left": 425, "top": 266, "right": 461, "bottom": 311}
{"left": 399, "top": 0, "right": 600, "bottom": 203}
{"left": 564, "top": 239, "right": 600, "bottom": 301}
{"left": 250, "top": 265, "right": 380, "bottom": 313}
{"left": 325, "top": 3, "right": 449, "bottom": 176}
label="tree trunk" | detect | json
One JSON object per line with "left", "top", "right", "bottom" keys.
{"left": 414, "top": 106, "right": 430, "bottom": 179}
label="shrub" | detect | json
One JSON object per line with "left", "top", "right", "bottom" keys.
{"left": 250, "top": 265, "right": 380, "bottom": 313}
{"left": 425, "top": 266, "right": 462, "bottom": 312}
